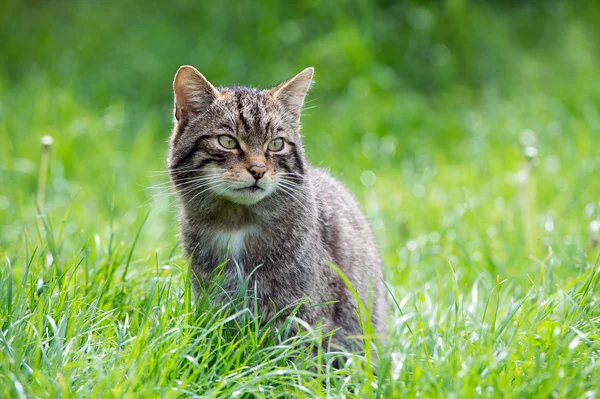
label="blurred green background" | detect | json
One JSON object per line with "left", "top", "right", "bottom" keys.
{"left": 1, "top": 0, "right": 600, "bottom": 291}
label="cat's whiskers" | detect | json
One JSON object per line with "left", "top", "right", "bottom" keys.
{"left": 277, "top": 172, "right": 326, "bottom": 186}
{"left": 142, "top": 176, "right": 222, "bottom": 207}
{"left": 154, "top": 181, "right": 226, "bottom": 216}
{"left": 276, "top": 178, "right": 319, "bottom": 204}
{"left": 148, "top": 166, "right": 222, "bottom": 177}
{"left": 276, "top": 173, "right": 309, "bottom": 184}
{"left": 173, "top": 178, "right": 223, "bottom": 196}
{"left": 276, "top": 185, "right": 313, "bottom": 209}
{"left": 144, "top": 174, "right": 224, "bottom": 190}
{"left": 180, "top": 181, "right": 226, "bottom": 210}
{"left": 275, "top": 184, "right": 316, "bottom": 219}
{"left": 168, "top": 174, "right": 223, "bottom": 185}
{"left": 275, "top": 180, "right": 320, "bottom": 220}
{"left": 276, "top": 178, "right": 306, "bottom": 191}
{"left": 276, "top": 177, "right": 318, "bottom": 194}
{"left": 143, "top": 175, "right": 222, "bottom": 199}
{"left": 148, "top": 168, "right": 202, "bottom": 177}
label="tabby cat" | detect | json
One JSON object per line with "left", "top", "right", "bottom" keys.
{"left": 168, "top": 65, "right": 388, "bottom": 349}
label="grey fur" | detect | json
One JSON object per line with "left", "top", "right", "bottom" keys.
{"left": 168, "top": 66, "right": 388, "bottom": 349}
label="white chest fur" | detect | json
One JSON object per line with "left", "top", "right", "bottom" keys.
{"left": 214, "top": 230, "right": 248, "bottom": 265}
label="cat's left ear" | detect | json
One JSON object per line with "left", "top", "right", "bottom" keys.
{"left": 173, "top": 65, "right": 220, "bottom": 121}
{"left": 269, "top": 67, "right": 314, "bottom": 119}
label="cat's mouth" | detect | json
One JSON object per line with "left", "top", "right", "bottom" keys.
{"left": 235, "top": 184, "right": 263, "bottom": 193}
{"left": 218, "top": 182, "right": 271, "bottom": 205}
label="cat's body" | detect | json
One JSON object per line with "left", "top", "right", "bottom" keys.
{"left": 168, "top": 66, "right": 387, "bottom": 349}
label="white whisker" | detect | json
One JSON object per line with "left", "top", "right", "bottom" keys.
{"left": 277, "top": 186, "right": 315, "bottom": 218}
{"left": 143, "top": 174, "right": 223, "bottom": 189}
{"left": 275, "top": 182, "right": 320, "bottom": 221}
{"left": 181, "top": 182, "right": 224, "bottom": 209}
{"left": 141, "top": 177, "right": 222, "bottom": 207}
{"left": 148, "top": 166, "right": 222, "bottom": 177}
{"left": 153, "top": 182, "right": 225, "bottom": 216}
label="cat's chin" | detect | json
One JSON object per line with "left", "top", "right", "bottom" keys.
{"left": 216, "top": 187, "right": 271, "bottom": 206}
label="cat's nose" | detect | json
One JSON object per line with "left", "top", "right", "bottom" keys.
{"left": 248, "top": 164, "right": 267, "bottom": 180}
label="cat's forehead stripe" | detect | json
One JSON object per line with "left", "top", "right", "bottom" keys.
{"left": 229, "top": 87, "right": 272, "bottom": 143}
{"left": 235, "top": 92, "right": 252, "bottom": 134}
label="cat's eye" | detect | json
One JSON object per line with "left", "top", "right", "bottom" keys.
{"left": 218, "top": 135, "right": 238, "bottom": 149}
{"left": 268, "top": 138, "right": 284, "bottom": 152}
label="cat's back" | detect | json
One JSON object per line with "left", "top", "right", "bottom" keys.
{"left": 309, "top": 166, "right": 387, "bottom": 334}
{"left": 311, "top": 168, "right": 382, "bottom": 272}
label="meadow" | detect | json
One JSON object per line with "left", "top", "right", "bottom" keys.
{"left": 1, "top": 1, "right": 600, "bottom": 397}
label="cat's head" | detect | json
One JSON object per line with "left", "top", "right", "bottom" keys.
{"left": 168, "top": 66, "right": 313, "bottom": 206}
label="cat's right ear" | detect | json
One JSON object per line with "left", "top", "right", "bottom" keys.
{"left": 173, "top": 65, "right": 220, "bottom": 121}
{"left": 269, "top": 67, "right": 314, "bottom": 120}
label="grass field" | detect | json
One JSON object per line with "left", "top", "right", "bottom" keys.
{"left": 2, "top": 1, "right": 600, "bottom": 397}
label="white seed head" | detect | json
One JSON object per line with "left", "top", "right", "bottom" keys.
{"left": 41, "top": 135, "right": 54, "bottom": 146}
{"left": 524, "top": 146, "right": 538, "bottom": 159}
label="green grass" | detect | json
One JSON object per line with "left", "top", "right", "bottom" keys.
{"left": 2, "top": 0, "right": 600, "bottom": 397}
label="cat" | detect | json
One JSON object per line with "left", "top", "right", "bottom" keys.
{"left": 167, "top": 65, "right": 388, "bottom": 350}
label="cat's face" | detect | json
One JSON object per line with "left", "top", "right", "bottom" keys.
{"left": 168, "top": 66, "right": 313, "bottom": 206}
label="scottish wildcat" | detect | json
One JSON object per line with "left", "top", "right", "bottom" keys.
{"left": 168, "top": 65, "right": 388, "bottom": 349}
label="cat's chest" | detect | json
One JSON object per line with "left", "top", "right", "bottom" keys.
{"left": 197, "top": 226, "right": 287, "bottom": 274}
{"left": 213, "top": 230, "right": 248, "bottom": 263}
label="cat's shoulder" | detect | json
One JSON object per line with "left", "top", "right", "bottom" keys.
{"left": 307, "top": 166, "right": 340, "bottom": 189}
{"left": 307, "top": 166, "right": 360, "bottom": 204}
